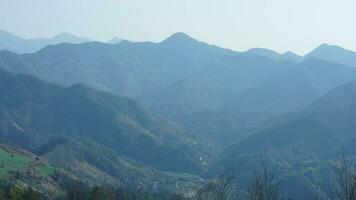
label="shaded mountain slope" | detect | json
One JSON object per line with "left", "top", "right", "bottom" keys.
{"left": 221, "top": 58, "right": 356, "bottom": 128}
{"left": 138, "top": 53, "right": 294, "bottom": 118}
{"left": 0, "top": 33, "right": 299, "bottom": 119}
{"left": 37, "top": 137, "right": 202, "bottom": 192}
{"left": 219, "top": 80, "right": 356, "bottom": 199}
{"left": 0, "top": 68, "right": 206, "bottom": 174}
{"left": 178, "top": 59, "right": 356, "bottom": 147}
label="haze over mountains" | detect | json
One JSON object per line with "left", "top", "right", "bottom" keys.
{"left": 2, "top": 30, "right": 356, "bottom": 199}
{"left": 0, "top": 30, "right": 123, "bottom": 54}
{"left": 220, "top": 80, "right": 356, "bottom": 199}
{"left": 0, "top": 30, "right": 91, "bottom": 54}
{"left": 0, "top": 67, "right": 205, "bottom": 190}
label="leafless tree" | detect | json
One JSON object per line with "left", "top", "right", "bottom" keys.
{"left": 216, "top": 165, "right": 238, "bottom": 200}
{"left": 195, "top": 165, "right": 238, "bottom": 200}
{"left": 334, "top": 154, "right": 356, "bottom": 200}
{"left": 248, "top": 167, "right": 279, "bottom": 200}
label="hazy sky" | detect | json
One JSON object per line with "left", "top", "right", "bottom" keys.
{"left": 1, "top": 0, "right": 356, "bottom": 54}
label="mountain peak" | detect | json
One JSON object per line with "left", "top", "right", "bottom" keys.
{"left": 50, "top": 32, "right": 90, "bottom": 44}
{"left": 109, "top": 37, "right": 122, "bottom": 44}
{"left": 53, "top": 32, "right": 78, "bottom": 40}
{"left": 0, "top": 30, "right": 24, "bottom": 41}
{"left": 314, "top": 43, "right": 343, "bottom": 51}
{"left": 246, "top": 48, "right": 301, "bottom": 62}
{"left": 246, "top": 48, "right": 280, "bottom": 57}
{"left": 304, "top": 43, "right": 356, "bottom": 67}
{"left": 307, "top": 43, "right": 355, "bottom": 56}
{"left": 0, "top": 29, "right": 13, "bottom": 36}
{"left": 317, "top": 43, "right": 332, "bottom": 48}
{"left": 161, "top": 32, "right": 198, "bottom": 44}
{"left": 282, "top": 51, "right": 300, "bottom": 57}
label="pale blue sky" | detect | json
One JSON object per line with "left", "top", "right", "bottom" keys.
{"left": 1, "top": 0, "right": 355, "bottom": 54}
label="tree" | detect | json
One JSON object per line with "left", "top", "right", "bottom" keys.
{"left": 51, "top": 168, "right": 60, "bottom": 180}
{"left": 22, "top": 187, "right": 42, "bottom": 200}
{"left": 89, "top": 186, "right": 100, "bottom": 200}
{"left": 66, "top": 181, "right": 89, "bottom": 200}
{"left": 248, "top": 167, "right": 279, "bottom": 200}
{"left": 7, "top": 186, "right": 22, "bottom": 200}
{"left": 196, "top": 165, "right": 238, "bottom": 200}
{"left": 334, "top": 154, "right": 356, "bottom": 200}
{"left": 14, "top": 170, "right": 21, "bottom": 180}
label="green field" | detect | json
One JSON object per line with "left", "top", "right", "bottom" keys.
{"left": 0, "top": 148, "right": 32, "bottom": 178}
{"left": 39, "top": 165, "right": 55, "bottom": 177}
{"left": 0, "top": 148, "right": 53, "bottom": 178}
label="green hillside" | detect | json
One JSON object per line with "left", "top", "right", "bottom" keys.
{"left": 0, "top": 68, "right": 208, "bottom": 193}
{"left": 0, "top": 144, "right": 69, "bottom": 198}
{"left": 0, "top": 146, "right": 54, "bottom": 179}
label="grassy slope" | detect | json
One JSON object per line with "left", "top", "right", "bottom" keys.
{"left": 41, "top": 137, "right": 203, "bottom": 192}
{"left": 0, "top": 144, "right": 71, "bottom": 198}
{"left": 0, "top": 146, "right": 54, "bottom": 179}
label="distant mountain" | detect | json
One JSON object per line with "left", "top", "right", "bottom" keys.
{"left": 0, "top": 30, "right": 90, "bottom": 53}
{"left": 178, "top": 58, "right": 356, "bottom": 147}
{"left": 224, "top": 79, "right": 356, "bottom": 155}
{"left": 0, "top": 32, "right": 231, "bottom": 98}
{"left": 137, "top": 51, "right": 295, "bottom": 118}
{"left": 45, "top": 32, "right": 90, "bottom": 44}
{"left": 247, "top": 48, "right": 301, "bottom": 63}
{"left": 221, "top": 58, "right": 356, "bottom": 128}
{"left": 0, "top": 68, "right": 208, "bottom": 178}
{"left": 108, "top": 37, "right": 123, "bottom": 44}
{"left": 219, "top": 79, "right": 356, "bottom": 199}
{"left": 304, "top": 43, "right": 356, "bottom": 67}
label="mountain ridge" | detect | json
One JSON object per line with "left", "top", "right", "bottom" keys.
{"left": 0, "top": 30, "right": 91, "bottom": 53}
{"left": 304, "top": 43, "right": 356, "bottom": 67}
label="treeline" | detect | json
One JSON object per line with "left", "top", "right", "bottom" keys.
{"left": 0, "top": 180, "right": 186, "bottom": 200}
{"left": 2, "top": 157, "right": 356, "bottom": 200}
{"left": 65, "top": 181, "right": 185, "bottom": 200}
{"left": 0, "top": 182, "right": 42, "bottom": 200}
{"left": 196, "top": 156, "right": 356, "bottom": 200}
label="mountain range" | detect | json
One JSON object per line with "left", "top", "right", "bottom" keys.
{"left": 0, "top": 30, "right": 91, "bottom": 54}
{"left": 0, "top": 67, "right": 207, "bottom": 191}
{"left": 219, "top": 79, "right": 356, "bottom": 199}
{"left": 2, "top": 30, "right": 356, "bottom": 198}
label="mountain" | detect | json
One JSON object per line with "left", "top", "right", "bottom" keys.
{"left": 37, "top": 137, "right": 202, "bottom": 192}
{"left": 108, "top": 37, "right": 123, "bottom": 44}
{"left": 0, "top": 33, "right": 311, "bottom": 120}
{"left": 178, "top": 58, "right": 356, "bottom": 148}
{"left": 219, "top": 79, "right": 356, "bottom": 199}
{"left": 0, "top": 32, "right": 302, "bottom": 117}
{"left": 0, "top": 68, "right": 210, "bottom": 180}
{"left": 44, "top": 32, "right": 90, "bottom": 44}
{"left": 0, "top": 30, "right": 27, "bottom": 53}
{"left": 304, "top": 43, "right": 356, "bottom": 67}
{"left": 0, "top": 30, "right": 90, "bottom": 53}
{"left": 0, "top": 32, "right": 231, "bottom": 98}
{"left": 221, "top": 58, "right": 356, "bottom": 128}
{"left": 138, "top": 52, "right": 295, "bottom": 118}
{"left": 0, "top": 142, "right": 202, "bottom": 198}
{"left": 247, "top": 48, "right": 301, "bottom": 63}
